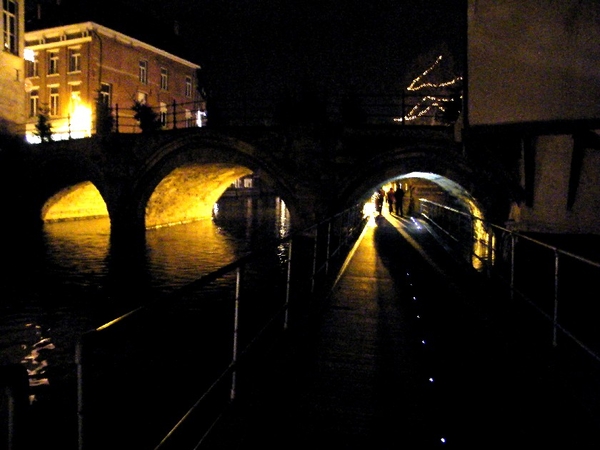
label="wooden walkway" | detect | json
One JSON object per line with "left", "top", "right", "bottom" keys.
{"left": 200, "top": 212, "right": 599, "bottom": 449}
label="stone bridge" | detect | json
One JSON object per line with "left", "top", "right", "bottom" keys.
{"left": 1, "top": 123, "right": 537, "bottom": 241}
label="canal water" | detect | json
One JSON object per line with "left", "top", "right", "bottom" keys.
{"left": 0, "top": 194, "right": 291, "bottom": 448}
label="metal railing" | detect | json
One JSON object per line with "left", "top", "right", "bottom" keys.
{"left": 112, "top": 94, "right": 457, "bottom": 128}
{"left": 420, "top": 199, "right": 600, "bottom": 360}
{"left": 74, "top": 204, "right": 366, "bottom": 450}
{"left": 21, "top": 93, "right": 460, "bottom": 139}
{"left": 0, "top": 365, "right": 29, "bottom": 450}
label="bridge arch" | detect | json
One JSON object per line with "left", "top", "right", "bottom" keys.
{"left": 27, "top": 142, "right": 111, "bottom": 225}
{"left": 336, "top": 143, "right": 512, "bottom": 222}
{"left": 119, "top": 132, "right": 304, "bottom": 232}
{"left": 42, "top": 181, "right": 108, "bottom": 222}
{"left": 13, "top": 125, "right": 520, "bottom": 241}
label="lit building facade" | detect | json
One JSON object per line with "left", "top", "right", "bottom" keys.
{"left": 0, "top": 0, "right": 26, "bottom": 134}
{"left": 24, "top": 21, "right": 205, "bottom": 142}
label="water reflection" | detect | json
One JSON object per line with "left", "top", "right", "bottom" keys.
{"left": 145, "top": 216, "right": 239, "bottom": 291}
{"left": 0, "top": 195, "right": 290, "bottom": 412}
{"left": 43, "top": 217, "right": 111, "bottom": 286}
{"left": 23, "top": 336, "right": 55, "bottom": 388}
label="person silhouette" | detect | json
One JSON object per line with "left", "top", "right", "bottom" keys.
{"left": 394, "top": 186, "right": 405, "bottom": 217}
{"left": 386, "top": 187, "right": 395, "bottom": 214}
{"left": 375, "top": 188, "right": 385, "bottom": 215}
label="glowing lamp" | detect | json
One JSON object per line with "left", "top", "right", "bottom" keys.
{"left": 24, "top": 48, "right": 35, "bottom": 62}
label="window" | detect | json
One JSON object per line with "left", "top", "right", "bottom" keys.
{"left": 159, "top": 102, "right": 167, "bottom": 127}
{"left": 139, "top": 60, "right": 147, "bottom": 84}
{"left": 68, "top": 47, "right": 81, "bottom": 72}
{"left": 185, "top": 109, "right": 193, "bottom": 127}
{"left": 48, "top": 50, "right": 59, "bottom": 75}
{"left": 29, "top": 88, "right": 39, "bottom": 117}
{"left": 49, "top": 86, "right": 60, "bottom": 116}
{"left": 185, "top": 76, "right": 192, "bottom": 98}
{"left": 70, "top": 83, "right": 81, "bottom": 112}
{"left": 3, "top": 0, "right": 18, "bottom": 55}
{"left": 160, "top": 67, "right": 168, "bottom": 90}
{"left": 99, "top": 82, "right": 111, "bottom": 106}
{"left": 26, "top": 53, "right": 39, "bottom": 78}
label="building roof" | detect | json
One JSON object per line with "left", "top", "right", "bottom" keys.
{"left": 24, "top": 21, "right": 201, "bottom": 70}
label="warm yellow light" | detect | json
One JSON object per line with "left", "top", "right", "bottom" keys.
{"left": 395, "top": 54, "right": 463, "bottom": 123}
{"left": 70, "top": 104, "right": 92, "bottom": 138}
{"left": 26, "top": 103, "right": 93, "bottom": 144}
{"left": 24, "top": 48, "right": 35, "bottom": 62}
{"left": 468, "top": 200, "right": 493, "bottom": 271}
{"left": 42, "top": 181, "right": 108, "bottom": 222}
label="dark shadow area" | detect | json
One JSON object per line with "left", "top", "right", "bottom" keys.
{"left": 371, "top": 215, "right": 599, "bottom": 448}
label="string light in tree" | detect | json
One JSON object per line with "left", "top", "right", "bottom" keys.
{"left": 395, "top": 55, "right": 462, "bottom": 123}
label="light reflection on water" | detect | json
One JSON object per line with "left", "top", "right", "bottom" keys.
{"left": 0, "top": 195, "right": 290, "bottom": 410}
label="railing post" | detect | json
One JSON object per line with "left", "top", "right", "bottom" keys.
{"left": 231, "top": 266, "right": 242, "bottom": 400}
{"left": 486, "top": 224, "right": 493, "bottom": 278}
{"left": 510, "top": 233, "right": 516, "bottom": 300}
{"left": 0, "top": 364, "right": 28, "bottom": 450}
{"left": 76, "top": 338, "right": 85, "bottom": 450}
{"left": 325, "top": 222, "right": 332, "bottom": 275}
{"left": 552, "top": 249, "right": 560, "bottom": 347}
{"left": 311, "top": 228, "right": 318, "bottom": 294}
{"left": 172, "top": 100, "right": 177, "bottom": 129}
{"left": 284, "top": 240, "right": 293, "bottom": 330}
{"left": 339, "top": 210, "right": 346, "bottom": 249}
{"left": 115, "top": 104, "right": 120, "bottom": 133}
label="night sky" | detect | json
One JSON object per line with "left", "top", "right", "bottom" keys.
{"left": 27, "top": 0, "right": 466, "bottom": 106}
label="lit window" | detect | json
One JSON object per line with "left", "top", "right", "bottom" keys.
{"left": 68, "top": 47, "right": 81, "bottom": 72}
{"left": 49, "top": 86, "right": 60, "bottom": 116}
{"left": 139, "top": 60, "right": 148, "bottom": 84}
{"left": 159, "top": 102, "right": 167, "bottom": 127}
{"left": 29, "top": 88, "right": 39, "bottom": 117}
{"left": 160, "top": 67, "right": 168, "bottom": 90}
{"left": 3, "top": 0, "right": 18, "bottom": 55}
{"left": 185, "top": 76, "right": 192, "bottom": 98}
{"left": 70, "top": 83, "right": 81, "bottom": 113}
{"left": 48, "top": 50, "right": 59, "bottom": 75}
{"left": 26, "top": 52, "right": 39, "bottom": 78}
{"left": 99, "top": 82, "right": 111, "bottom": 106}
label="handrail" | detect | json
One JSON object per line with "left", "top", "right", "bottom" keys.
{"left": 75, "top": 203, "right": 367, "bottom": 450}
{"left": 419, "top": 199, "right": 600, "bottom": 362}
{"left": 0, "top": 364, "right": 29, "bottom": 450}
{"left": 20, "top": 92, "right": 460, "bottom": 140}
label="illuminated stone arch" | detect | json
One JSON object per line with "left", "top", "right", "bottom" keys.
{"left": 31, "top": 140, "right": 110, "bottom": 224}
{"left": 129, "top": 133, "right": 303, "bottom": 230}
{"left": 336, "top": 144, "right": 503, "bottom": 221}
{"left": 41, "top": 181, "right": 108, "bottom": 222}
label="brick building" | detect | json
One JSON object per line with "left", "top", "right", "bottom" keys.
{"left": 24, "top": 21, "right": 206, "bottom": 142}
{"left": 0, "top": 0, "right": 26, "bottom": 135}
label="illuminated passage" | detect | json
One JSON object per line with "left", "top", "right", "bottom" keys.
{"left": 145, "top": 163, "right": 251, "bottom": 228}
{"left": 41, "top": 163, "right": 254, "bottom": 228}
{"left": 42, "top": 182, "right": 108, "bottom": 222}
